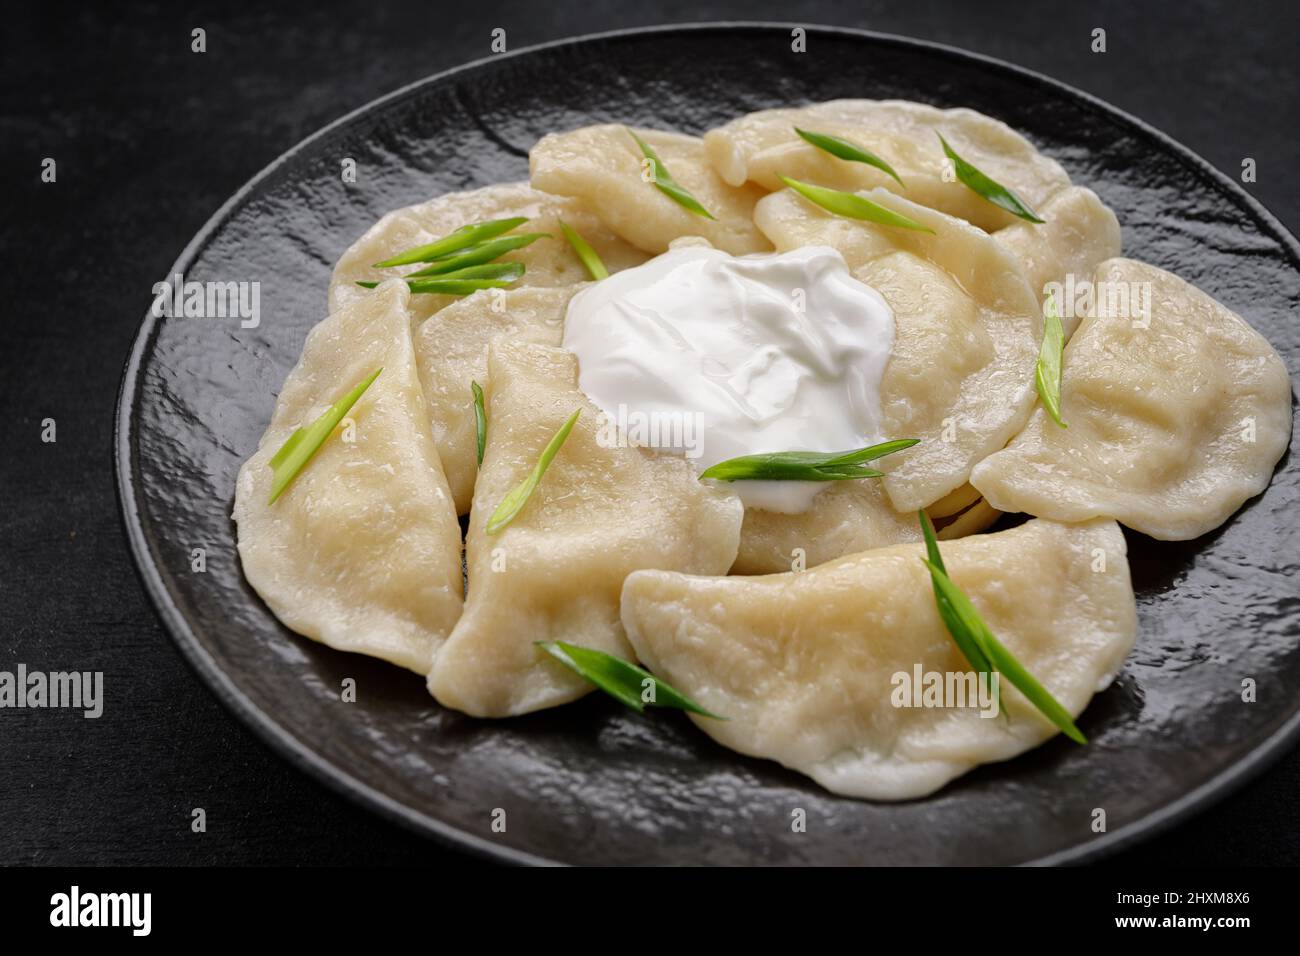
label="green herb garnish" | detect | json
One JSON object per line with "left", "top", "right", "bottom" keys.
{"left": 559, "top": 220, "right": 609, "bottom": 280}
{"left": 937, "top": 133, "right": 1044, "bottom": 224}
{"left": 371, "top": 217, "right": 528, "bottom": 267}
{"left": 485, "top": 408, "right": 580, "bottom": 534}
{"left": 268, "top": 367, "right": 382, "bottom": 504}
{"left": 699, "top": 438, "right": 919, "bottom": 482}
{"left": 918, "top": 511, "right": 1086, "bottom": 744}
{"left": 794, "top": 127, "right": 904, "bottom": 187}
{"left": 404, "top": 233, "right": 549, "bottom": 277}
{"left": 471, "top": 380, "right": 486, "bottom": 467}
{"left": 627, "top": 128, "right": 715, "bottom": 220}
{"left": 1035, "top": 292, "right": 1067, "bottom": 428}
{"left": 357, "top": 261, "right": 525, "bottom": 296}
{"left": 780, "top": 176, "right": 933, "bottom": 233}
{"left": 536, "top": 641, "right": 723, "bottom": 718}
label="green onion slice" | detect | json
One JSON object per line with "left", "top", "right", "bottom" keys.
{"left": 627, "top": 128, "right": 715, "bottom": 220}
{"left": 559, "top": 220, "right": 610, "bottom": 280}
{"left": 794, "top": 127, "right": 905, "bottom": 187}
{"left": 485, "top": 408, "right": 580, "bottom": 534}
{"left": 937, "top": 133, "right": 1044, "bottom": 224}
{"left": 780, "top": 176, "right": 933, "bottom": 232}
{"left": 536, "top": 641, "right": 723, "bottom": 718}
{"left": 268, "top": 368, "right": 382, "bottom": 504}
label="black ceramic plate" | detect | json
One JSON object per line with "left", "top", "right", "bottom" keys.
{"left": 116, "top": 23, "right": 1300, "bottom": 866}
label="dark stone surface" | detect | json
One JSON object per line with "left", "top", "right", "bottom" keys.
{"left": 2, "top": 0, "right": 1297, "bottom": 865}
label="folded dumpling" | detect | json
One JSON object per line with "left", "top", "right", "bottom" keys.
{"left": 972, "top": 259, "right": 1293, "bottom": 540}
{"left": 622, "top": 518, "right": 1137, "bottom": 800}
{"left": 414, "top": 285, "right": 582, "bottom": 514}
{"left": 704, "top": 99, "right": 1071, "bottom": 232}
{"left": 428, "top": 341, "right": 744, "bottom": 717}
{"left": 993, "top": 186, "right": 1122, "bottom": 336}
{"left": 234, "top": 281, "right": 464, "bottom": 673}
{"left": 755, "top": 187, "right": 1042, "bottom": 512}
{"left": 330, "top": 182, "right": 646, "bottom": 323}
{"left": 530, "top": 125, "right": 772, "bottom": 255}
{"left": 732, "top": 480, "right": 920, "bottom": 574}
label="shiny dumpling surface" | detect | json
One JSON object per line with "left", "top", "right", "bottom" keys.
{"left": 233, "top": 281, "right": 464, "bottom": 673}
{"left": 972, "top": 258, "right": 1293, "bottom": 540}
{"left": 427, "top": 341, "right": 744, "bottom": 717}
{"left": 530, "top": 125, "right": 772, "bottom": 255}
{"left": 330, "top": 182, "right": 646, "bottom": 323}
{"left": 755, "top": 187, "right": 1042, "bottom": 512}
{"left": 993, "top": 185, "right": 1122, "bottom": 337}
{"left": 731, "top": 480, "right": 920, "bottom": 574}
{"left": 704, "top": 99, "right": 1071, "bottom": 232}
{"left": 622, "top": 518, "right": 1137, "bottom": 800}
{"left": 413, "top": 284, "right": 582, "bottom": 514}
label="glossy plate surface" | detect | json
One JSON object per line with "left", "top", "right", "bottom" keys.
{"left": 116, "top": 24, "right": 1300, "bottom": 865}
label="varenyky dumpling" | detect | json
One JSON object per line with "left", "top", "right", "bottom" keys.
{"left": 530, "top": 125, "right": 772, "bottom": 255}
{"left": 622, "top": 518, "right": 1137, "bottom": 800}
{"left": 993, "top": 186, "right": 1122, "bottom": 336}
{"left": 330, "top": 182, "right": 646, "bottom": 323}
{"left": 732, "top": 480, "right": 920, "bottom": 574}
{"left": 704, "top": 99, "right": 1071, "bottom": 232}
{"left": 754, "top": 187, "right": 1042, "bottom": 512}
{"left": 414, "top": 285, "right": 582, "bottom": 514}
{"left": 972, "top": 259, "right": 1292, "bottom": 540}
{"left": 234, "top": 281, "right": 464, "bottom": 673}
{"left": 427, "top": 341, "right": 744, "bottom": 717}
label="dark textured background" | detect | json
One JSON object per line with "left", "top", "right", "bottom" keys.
{"left": 2, "top": 0, "right": 1296, "bottom": 865}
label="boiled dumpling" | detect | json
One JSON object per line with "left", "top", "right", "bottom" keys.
{"left": 330, "top": 182, "right": 646, "bottom": 323}
{"left": 428, "top": 341, "right": 744, "bottom": 717}
{"left": 530, "top": 125, "right": 772, "bottom": 255}
{"left": 704, "top": 99, "right": 1070, "bottom": 232}
{"left": 621, "top": 518, "right": 1137, "bottom": 800}
{"left": 993, "top": 186, "right": 1122, "bottom": 336}
{"left": 755, "top": 186, "right": 1042, "bottom": 512}
{"left": 234, "top": 280, "right": 464, "bottom": 673}
{"left": 413, "top": 285, "right": 582, "bottom": 514}
{"left": 732, "top": 480, "right": 919, "bottom": 574}
{"left": 971, "top": 258, "right": 1293, "bottom": 540}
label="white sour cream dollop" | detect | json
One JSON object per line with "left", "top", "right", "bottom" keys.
{"left": 562, "top": 244, "right": 894, "bottom": 513}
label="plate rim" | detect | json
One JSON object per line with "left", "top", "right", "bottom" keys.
{"left": 114, "top": 20, "right": 1300, "bottom": 867}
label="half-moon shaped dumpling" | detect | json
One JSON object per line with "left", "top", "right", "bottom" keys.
{"left": 530, "top": 125, "right": 772, "bottom": 255}
{"left": 732, "top": 480, "right": 920, "bottom": 574}
{"left": 971, "top": 259, "right": 1293, "bottom": 540}
{"left": 234, "top": 281, "right": 464, "bottom": 673}
{"left": 704, "top": 99, "right": 1071, "bottom": 232}
{"left": 755, "top": 187, "right": 1042, "bottom": 511}
{"left": 330, "top": 182, "right": 646, "bottom": 323}
{"left": 621, "top": 518, "right": 1137, "bottom": 800}
{"left": 993, "top": 185, "right": 1122, "bottom": 337}
{"left": 413, "top": 284, "right": 582, "bottom": 514}
{"left": 428, "top": 341, "right": 744, "bottom": 717}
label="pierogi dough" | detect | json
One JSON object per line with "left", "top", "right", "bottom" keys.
{"left": 755, "top": 187, "right": 1042, "bottom": 512}
{"left": 993, "top": 186, "right": 1122, "bottom": 337}
{"left": 971, "top": 259, "right": 1293, "bottom": 540}
{"left": 428, "top": 341, "right": 744, "bottom": 717}
{"left": 330, "top": 182, "right": 646, "bottom": 323}
{"left": 732, "top": 481, "right": 920, "bottom": 575}
{"left": 234, "top": 281, "right": 464, "bottom": 674}
{"left": 529, "top": 125, "right": 772, "bottom": 255}
{"left": 414, "top": 285, "right": 583, "bottom": 514}
{"left": 622, "top": 518, "right": 1137, "bottom": 800}
{"left": 704, "top": 99, "right": 1071, "bottom": 232}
